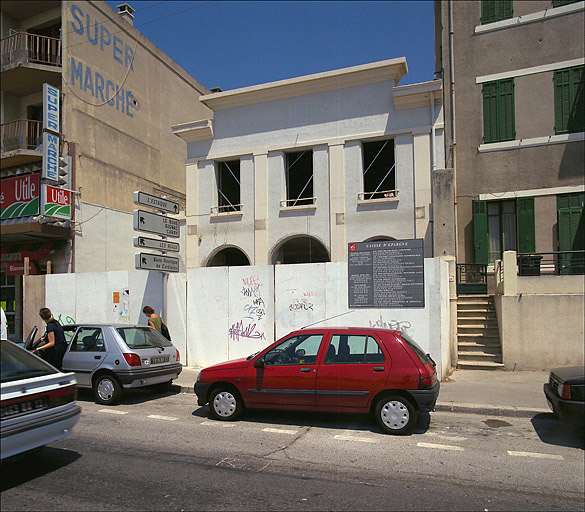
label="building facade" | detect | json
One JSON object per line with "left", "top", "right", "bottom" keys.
{"left": 173, "top": 58, "right": 445, "bottom": 269}
{"left": 1, "top": 1, "right": 211, "bottom": 340}
{"left": 435, "top": 0, "right": 584, "bottom": 267}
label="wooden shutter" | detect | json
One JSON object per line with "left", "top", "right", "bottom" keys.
{"left": 499, "top": 79, "right": 515, "bottom": 141}
{"left": 555, "top": 69, "right": 571, "bottom": 134}
{"left": 517, "top": 197, "right": 535, "bottom": 253}
{"left": 557, "top": 193, "right": 585, "bottom": 251}
{"left": 568, "top": 66, "right": 584, "bottom": 133}
{"left": 483, "top": 82, "right": 499, "bottom": 143}
{"left": 473, "top": 200, "right": 489, "bottom": 264}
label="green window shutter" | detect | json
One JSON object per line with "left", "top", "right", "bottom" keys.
{"left": 481, "top": 1, "right": 513, "bottom": 23}
{"left": 553, "top": 0, "right": 579, "bottom": 7}
{"left": 554, "top": 69, "right": 570, "bottom": 134}
{"left": 568, "top": 66, "right": 584, "bottom": 133}
{"left": 517, "top": 197, "right": 535, "bottom": 253}
{"left": 499, "top": 78, "right": 515, "bottom": 141}
{"left": 483, "top": 82, "right": 498, "bottom": 143}
{"left": 557, "top": 193, "right": 585, "bottom": 251}
{"left": 473, "top": 200, "right": 489, "bottom": 264}
{"left": 499, "top": 0, "right": 513, "bottom": 20}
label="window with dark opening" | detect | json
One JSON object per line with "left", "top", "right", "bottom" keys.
{"left": 285, "top": 150, "right": 314, "bottom": 206}
{"left": 217, "top": 160, "right": 241, "bottom": 213}
{"left": 362, "top": 140, "right": 396, "bottom": 200}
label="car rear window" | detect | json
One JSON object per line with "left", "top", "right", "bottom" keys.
{"left": 115, "top": 327, "right": 172, "bottom": 349}
{"left": 1, "top": 340, "right": 58, "bottom": 383}
{"left": 399, "top": 333, "right": 431, "bottom": 365}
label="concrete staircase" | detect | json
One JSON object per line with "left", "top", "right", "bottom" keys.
{"left": 457, "top": 295, "right": 504, "bottom": 370}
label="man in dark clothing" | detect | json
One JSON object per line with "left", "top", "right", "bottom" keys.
{"left": 32, "top": 307, "right": 67, "bottom": 370}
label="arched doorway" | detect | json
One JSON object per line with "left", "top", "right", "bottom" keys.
{"left": 206, "top": 246, "right": 250, "bottom": 267}
{"left": 364, "top": 236, "right": 397, "bottom": 242}
{"left": 271, "top": 236, "right": 330, "bottom": 265}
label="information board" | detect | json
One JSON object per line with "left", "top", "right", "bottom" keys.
{"left": 348, "top": 239, "right": 424, "bottom": 308}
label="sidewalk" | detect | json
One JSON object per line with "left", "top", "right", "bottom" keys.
{"left": 173, "top": 366, "right": 551, "bottom": 419}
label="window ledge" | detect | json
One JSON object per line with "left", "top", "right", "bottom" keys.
{"left": 210, "top": 209, "right": 243, "bottom": 219}
{"left": 475, "top": 2, "right": 584, "bottom": 35}
{"left": 478, "top": 132, "right": 584, "bottom": 153}
{"left": 357, "top": 197, "right": 400, "bottom": 206}
{"left": 279, "top": 204, "right": 317, "bottom": 213}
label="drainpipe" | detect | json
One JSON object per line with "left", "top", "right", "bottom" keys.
{"left": 448, "top": 0, "right": 460, "bottom": 263}
{"left": 430, "top": 90, "right": 436, "bottom": 256}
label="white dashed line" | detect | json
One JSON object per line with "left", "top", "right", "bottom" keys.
{"left": 147, "top": 414, "right": 178, "bottom": 421}
{"left": 99, "top": 409, "right": 128, "bottom": 415}
{"left": 334, "top": 434, "right": 379, "bottom": 443}
{"left": 507, "top": 451, "right": 564, "bottom": 460}
{"left": 417, "top": 442, "right": 465, "bottom": 451}
{"left": 262, "top": 427, "right": 298, "bottom": 435}
{"left": 426, "top": 433, "right": 468, "bottom": 442}
{"left": 201, "top": 421, "right": 236, "bottom": 427}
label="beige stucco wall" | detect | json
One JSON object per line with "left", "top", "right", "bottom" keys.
{"left": 62, "top": 1, "right": 212, "bottom": 214}
{"left": 497, "top": 293, "right": 585, "bottom": 370}
{"left": 437, "top": 1, "right": 585, "bottom": 263}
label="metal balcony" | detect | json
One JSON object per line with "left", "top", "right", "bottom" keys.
{"left": 1, "top": 120, "right": 43, "bottom": 169}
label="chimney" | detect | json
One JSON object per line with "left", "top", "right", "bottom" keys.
{"left": 117, "top": 4, "right": 135, "bottom": 26}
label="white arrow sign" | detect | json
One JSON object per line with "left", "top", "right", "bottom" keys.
{"left": 134, "top": 191, "right": 179, "bottom": 214}
{"left": 133, "top": 209, "right": 180, "bottom": 238}
{"left": 133, "top": 236, "right": 180, "bottom": 253}
{"left": 135, "top": 253, "right": 179, "bottom": 273}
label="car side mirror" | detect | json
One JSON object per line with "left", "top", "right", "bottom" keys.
{"left": 253, "top": 357, "right": 265, "bottom": 369}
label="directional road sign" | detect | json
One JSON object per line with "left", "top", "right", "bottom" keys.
{"left": 134, "top": 191, "right": 179, "bottom": 214}
{"left": 135, "top": 253, "right": 179, "bottom": 273}
{"left": 133, "top": 209, "right": 180, "bottom": 238}
{"left": 133, "top": 236, "right": 180, "bottom": 253}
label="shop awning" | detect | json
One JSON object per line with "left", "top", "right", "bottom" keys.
{"left": 1, "top": 240, "right": 67, "bottom": 262}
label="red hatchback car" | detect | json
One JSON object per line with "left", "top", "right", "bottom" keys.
{"left": 194, "top": 327, "right": 439, "bottom": 434}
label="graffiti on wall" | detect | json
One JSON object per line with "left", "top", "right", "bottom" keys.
{"left": 368, "top": 317, "right": 412, "bottom": 333}
{"left": 56, "top": 313, "right": 76, "bottom": 325}
{"left": 229, "top": 275, "right": 266, "bottom": 342}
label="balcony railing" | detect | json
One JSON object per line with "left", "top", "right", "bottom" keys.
{"left": 1, "top": 32, "right": 62, "bottom": 69}
{"left": 1, "top": 120, "right": 43, "bottom": 153}
{"left": 456, "top": 263, "right": 488, "bottom": 295}
{"left": 358, "top": 189, "right": 399, "bottom": 201}
{"left": 517, "top": 251, "right": 585, "bottom": 276}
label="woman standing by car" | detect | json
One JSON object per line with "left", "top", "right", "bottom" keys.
{"left": 32, "top": 308, "right": 67, "bottom": 370}
{"left": 143, "top": 306, "right": 171, "bottom": 341}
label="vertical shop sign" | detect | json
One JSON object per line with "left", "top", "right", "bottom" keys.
{"left": 43, "top": 83, "right": 60, "bottom": 133}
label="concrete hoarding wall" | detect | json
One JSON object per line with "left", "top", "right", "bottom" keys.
{"left": 188, "top": 259, "right": 450, "bottom": 379}
{"left": 41, "top": 259, "right": 451, "bottom": 378}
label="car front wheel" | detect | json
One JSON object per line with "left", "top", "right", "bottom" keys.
{"left": 375, "top": 396, "right": 417, "bottom": 435}
{"left": 94, "top": 374, "right": 122, "bottom": 405}
{"left": 209, "top": 388, "right": 243, "bottom": 421}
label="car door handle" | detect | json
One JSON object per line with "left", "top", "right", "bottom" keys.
{"left": 300, "top": 367, "right": 311, "bottom": 372}
{"left": 373, "top": 366, "right": 385, "bottom": 372}
{"left": 94, "top": 355, "right": 102, "bottom": 360}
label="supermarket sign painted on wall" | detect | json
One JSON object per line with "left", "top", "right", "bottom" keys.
{"left": 1, "top": 174, "right": 40, "bottom": 219}
{"left": 42, "top": 185, "right": 73, "bottom": 220}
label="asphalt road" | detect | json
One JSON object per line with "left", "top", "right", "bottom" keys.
{"left": 1, "top": 387, "right": 583, "bottom": 511}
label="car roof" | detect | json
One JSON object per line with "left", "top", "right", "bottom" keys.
{"left": 290, "top": 326, "right": 402, "bottom": 335}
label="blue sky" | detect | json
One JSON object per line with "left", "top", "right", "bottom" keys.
{"left": 105, "top": 1, "right": 435, "bottom": 91}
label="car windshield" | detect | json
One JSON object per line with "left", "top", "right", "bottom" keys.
{"left": 116, "top": 327, "right": 172, "bottom": 349}
{"left": 399, "top": 332, "right": 431, "bottom": 365}
{"left": 1, "top": 340, "right": 58, "bottom": 383}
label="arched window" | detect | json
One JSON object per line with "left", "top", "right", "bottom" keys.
{"left": 206, "top": 247, "right": 250, "bottom": 267}
{"left": 271, "top": 236, "right": 330, "bottom": 265}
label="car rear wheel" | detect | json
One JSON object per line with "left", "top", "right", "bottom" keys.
{"left": 375, "top": 396, "right": 417, "bottom": 435}
{"left": 94, "top": 374, "right": 122, "bottom": 405}
{"left": 209, "top": 388, "right": 243, "bottom": 421}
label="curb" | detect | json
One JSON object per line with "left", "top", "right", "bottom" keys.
{"left": 435, "top": 401, "right": 550, "bottom": 418}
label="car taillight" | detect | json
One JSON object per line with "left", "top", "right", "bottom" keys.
{"left": 559, "top": 383, "right": 571, "bottom": 400}
{"left": 176, "top": 349, "right": 180, "bottom": 363}
{"left": 123, "top": 353, "right": 141, "bottom": 367}
{"left": 48, "top": 384, "right": 77, "bottom": 407}
{"left": 419, "top": 375, "right": 436, "bottom": 389}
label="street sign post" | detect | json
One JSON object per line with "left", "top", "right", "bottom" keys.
{"left": 133, "top": 236, "right": 180, "bottom": 252}
{"left": 133, "top": 191, "right": 179, "bottom": 214}
{"left": 135, "top": 253, "right": 179, "bottom": 273}
{"left": 133, "top": 209, "right": 180, "bottom": 238}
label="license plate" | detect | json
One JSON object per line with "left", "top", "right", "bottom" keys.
{"left": 151, "top": 356, "right": 169, "bottom": 364}
{"left": 1, "top": 397, "right": 48, "bottom": 420}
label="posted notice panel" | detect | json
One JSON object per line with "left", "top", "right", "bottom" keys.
{"left": 348, "top": 239, "right": 424, "bottom": 308}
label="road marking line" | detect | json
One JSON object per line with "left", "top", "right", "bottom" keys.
{"left": 201, "top": 421, "right": 236, "bottom": 427}
{"left": 99, "top": 409, "right": 128, "bottom": 415}
{"left": 334, "top": 434, "right": 379, "bottom": 443}
{"left": 262, "top": 427, "right": 298, "bottom": 435}
{"left": 417, "top": 442, "right": 464, "bottom": 451}
{"left": 507, "top": 451, "right": 563, "bottom": 460}
{"left": 426, "top": 433, "right": 468, "bottom": 442}
{"left": 147, "top": 414, "right": 178, "bottom": 421}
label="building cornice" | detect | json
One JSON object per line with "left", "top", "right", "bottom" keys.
{"left": 393, "top": 80, "right": 442, "bottom": 110}
{"left": 199, "top": 58, "right": 408, "bottom": 110}
{"left": 172, "top": 119, "right": 213, "bottom": 143}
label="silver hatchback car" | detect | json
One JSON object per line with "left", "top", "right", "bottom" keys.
{"left": 28, "top": 324, "right": 182, "bottom": 405}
